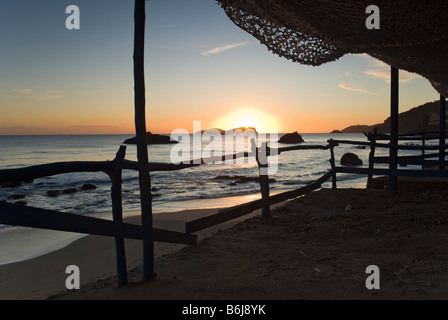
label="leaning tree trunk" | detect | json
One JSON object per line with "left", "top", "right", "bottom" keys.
{"left": 133, "top": 0, "right": 154, "bottom": 280}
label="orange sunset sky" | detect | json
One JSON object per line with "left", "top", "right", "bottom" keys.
{"left": 0, "top": 0, "right": 440, "bottom": 135}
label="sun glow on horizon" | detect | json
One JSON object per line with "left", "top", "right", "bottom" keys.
{"left": 215, "top": 108, "right": 281, "bottom": 133}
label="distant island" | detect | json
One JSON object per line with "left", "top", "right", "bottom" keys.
{"left": 331, "top": 100, "right": 447, "bottom": 134}
{"left": 199, "top": 127, "right": 258, "bottom": 134}
{"left": 123, "top": 127, "right": 259, "bottom": 145}
{"left": 123, "top": 132, "right": 178, "bottom": 145}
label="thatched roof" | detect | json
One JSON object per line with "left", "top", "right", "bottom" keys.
{"left": 217, "top": 0, "right": 448, "bottom": 96}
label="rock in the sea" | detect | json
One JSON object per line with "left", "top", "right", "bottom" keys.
{"left": 7, "top": 194, "right": 26, "bottom": 200}
{"left": 340, "top": 153, "right": 363, "bottom": 166}
{"left": 213, "top": 175, "right": 276, "bottom": 185}
{"left": 62, "top": 188, "right": 78, "bottom": 194}
{"left": 123, "top": 132, "right": 178, "bottom": 145}
{"left": 81, "top": 183, "right": 97, "bottom": 191}
{"left": 1, "top": 181, "right": 23, "bottom": 188}
{"left": 1, "top": 180, "right": 33, "bottom": 188}
{"left": 47, "top": 190, "right": 61, "bottom": 197}
{"left": 278, "top": 132, "right": 304, "bottom": 144}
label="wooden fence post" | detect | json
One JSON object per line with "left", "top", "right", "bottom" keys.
{"left": 253, "top": 140, "right": 270, "bottom": 220}
{"left": 109, "top": 146, "right": 128, "bottom": 286}
{"left": 367, "top": 128, "right": 377, "bottom": 188}
{"left": 329, "top": 144, "right": 337, "bottom": 190}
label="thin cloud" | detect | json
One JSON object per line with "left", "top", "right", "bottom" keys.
{"left": 3, "top": 89, "right": 61, "bottom": 100}
{"left": 364, "top": 69, "right": 420, "bottom": 83}
{"left": 363, "top": 59, "right": 421, "bottom": 83}
{"left": 363, "top": 69, "right": 390, "bottom": 81}
{"left": 34, "top": 90, "right": 62, "bottom": 101}
{"left": 339, "top": 83, "right": 377, "bottom": 95}
{"left": 201, "top": 42, "right": 250, "bottom": 56}
{"left": 0, "top": 125, "right": 49, "bottom": 135}
{"left": 13, "top": 89, "right": 33, "bottom": 94}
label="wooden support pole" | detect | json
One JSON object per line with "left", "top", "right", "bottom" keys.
{"left": 133, "top": 0, "right": 154, "bottom": 280}
{"left": 109, "top": 146, "right": 127, "bottom": 286}
{"left": 439, "top": 95, "right": 446, "bottom": 170}
{"left": 421, "top": 129, "right": 426, "bottom": 170}
{"left": 389, "top": 66, "right": 399, "bottom": 191}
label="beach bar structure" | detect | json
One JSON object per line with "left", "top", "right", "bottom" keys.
{"left": 216, "top": 0, "right": 448, "bottom": 189}
{"left": 1, "top": 0, "right": 448, "bottom": 289}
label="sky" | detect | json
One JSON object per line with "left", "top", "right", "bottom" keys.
{"left": 0, "top": 0, "right": 441, "bottom": 135}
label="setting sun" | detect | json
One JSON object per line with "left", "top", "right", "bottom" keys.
{"left": 215, "top": 108, "right": 280, "bottom": 132}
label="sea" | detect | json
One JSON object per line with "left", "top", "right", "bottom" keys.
{"left": 0, "top": 132, "right": 416, "bottom": 265}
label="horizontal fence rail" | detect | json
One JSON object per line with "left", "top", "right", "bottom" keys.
{"left": 0, "top": 160, "right": 201, "bottom": 185}
{"left": 276, "top": 144, "right": 335, "bottom": 154}
{"left": 186, "top": 170, "right": 335, "bottom": 234}
{"left": 374, "top": 157, "right": 448, "bottom": 167}
{"left": 328, "top": 138, "right": 448, "bottom": 151}
{"left": 364, "top": 130, "right": 440, "bottom": 141}
{"left": 0, "top": 202, "right": 197, "bottom": 245}
{"left": 336, "top": 166, "right": 448, "bottom": 178}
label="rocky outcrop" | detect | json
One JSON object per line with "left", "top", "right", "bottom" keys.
{"left": 332, "top": 125, "right": 373, "bottom": 134}
{"left": 1, "top": 181, "right": 23, "bottom": 188}
{"left": 7, "top": 194, "right": 26, "bottom": 200}
{"left": 278, "top": 132, "right": 304, "bottom": 144}
{"left": 2, "top": 180, "right": 34, "bottom": 188}
{"left": 213, "top": 175, "right": 276, "bottom": 185}
{"left": 332, "top": 100, "right": 447, "bottom": 134}
{"left": 201, "top": 127, "right": 258, "bottom": 134}
{"left": 123, "top": 132, "right": 178, "bottom": 145}
{"left": 80, "top": 183, "right": 97, "bottom": 191}
{"left": 45, "top": 184, "right": 95, "bottom": 197}
{"left": 62, "top": 188, "right": 78, "bottom": 194}
{"left": 340, "top": 153, "right": 363, "bottom": 166}
{"left": 47, "top": 190, "right": 61, "bottom": 197}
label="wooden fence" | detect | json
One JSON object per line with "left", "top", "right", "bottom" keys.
{"left": 0, "top": 140, "right": 340, "bottom": 286}
{"left": 0, "top": 145, "right": 200, "bottom": 286}
{"left": 3, "top": 131, "right": 445, "bottom": 286}
{"left": 328, "top": 130, "right": 448, "bottom": 191}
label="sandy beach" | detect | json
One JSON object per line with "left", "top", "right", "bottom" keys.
{"left": 2, "top": 187, "right": 448, "bottom": 300}
{"left": 0, "top": 198, "right": 286, "bottom": 300}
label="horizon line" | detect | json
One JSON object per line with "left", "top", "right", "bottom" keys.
{"left": 0, "top": 131, "right": 354, "bottom": 137}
